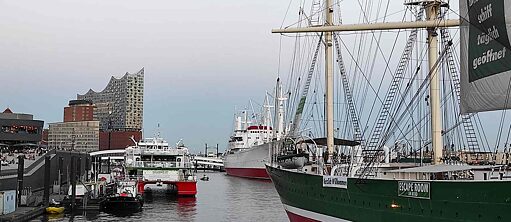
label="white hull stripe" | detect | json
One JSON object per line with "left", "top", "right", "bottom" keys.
{"left": 283, "top": 204, "right": 351, "bottom": 222}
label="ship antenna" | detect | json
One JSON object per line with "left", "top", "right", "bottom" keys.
{"left": 157, "top": 123, "right": 161, "bottom": 138}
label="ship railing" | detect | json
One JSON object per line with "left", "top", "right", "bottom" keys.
{"left": 128, "top": 161, "right": 193, "bottom": 168}
{"left": 140, "top": 149, "right": 184, "bottom": 156}
{"left": 125, "top": 175, "right": 144, "bottom": 181}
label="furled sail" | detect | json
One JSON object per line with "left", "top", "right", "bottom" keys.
{"left": 460, "top": 0, "right": 511, "bottom": 113}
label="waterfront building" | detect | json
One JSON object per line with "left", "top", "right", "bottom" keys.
{"left": 99, "top": 130, "right": 142, "bottom": 150}
{"left": 77, "top": 68, "right": 144, "bottom": 131}
{"left": 64, "top": 99, "right": 96, "bottom": 122}
{"left": 0, "top": 108, "right": 44, "bottom": 148}
{"left": 48, "top": 121, "right": 99, "bottom": 152}
{"left": 48, "top": 99, "right": 100, "bottom": 152}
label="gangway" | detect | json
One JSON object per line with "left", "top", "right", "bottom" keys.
{"left": 193, "top": 156, "right": 224, "bottom": 171}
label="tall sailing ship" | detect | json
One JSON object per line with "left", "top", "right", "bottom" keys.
{"left": 266, "top": 0, "right": 511, "bottom": 221}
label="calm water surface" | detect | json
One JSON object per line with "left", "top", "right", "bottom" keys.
{"left": 35, "top": 172, "right": 288, "bottom": 222}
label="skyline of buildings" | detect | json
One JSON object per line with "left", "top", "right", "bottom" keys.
{"left": 46, "top": 68, "right": 145, "bottom": 152}
{"left": 77, "top": 68, "right": 144, "bottom": 131}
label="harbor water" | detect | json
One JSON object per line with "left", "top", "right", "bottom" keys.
{"left": 34, "top": 172, "right": 288, "bottom": 222}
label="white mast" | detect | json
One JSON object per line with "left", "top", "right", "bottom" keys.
{"left": 425, "top": 1, "right": 443, "bottom": 165}
{"left": 271, "top": 0, "right": 453, "bottom": 166}
{"left": 263, "top": 93, "right": 274, "bottom": 143}
{"left": 276, "top": 79, "right": 287, "bottom": 141}
{"left": 325, "top": 0, "right": 335, "bottom": 163}
{"left": 243, "top": 109, "right": 248, "bottom": 130}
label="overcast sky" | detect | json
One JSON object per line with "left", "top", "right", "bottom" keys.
{"left": 0, "top": 0, "right": 295, "bottom": 152}
{"left": 5, "top": 0, "right": 500, "bottom": 154}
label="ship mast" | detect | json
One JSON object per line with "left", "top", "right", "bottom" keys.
{"left": 275, "top": 78, "right": 287, "bottom": 141}
{"left": 271, "top": 0, "right": 456, "bottom": 167}
{"left": 425, "top": 1, "right": 443, "bottom": 165}
{"left": 325, "top": 0, "right": 335, "bottom": 163}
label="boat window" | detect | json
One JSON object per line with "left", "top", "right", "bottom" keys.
{"left": 141, "top": 155, "right": 177, "bottom": 162}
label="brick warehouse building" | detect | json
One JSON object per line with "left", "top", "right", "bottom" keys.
{"left": 64, "top": 99, "right": 95, "bottom": 122}
{"left": 100, "top": 130, "right": 142, "bottom": 150}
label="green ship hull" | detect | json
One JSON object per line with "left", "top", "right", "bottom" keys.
{"left": 266, "top": 164, "right": 511, "bottom": 222}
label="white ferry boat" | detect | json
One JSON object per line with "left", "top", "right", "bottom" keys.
{"left": 124, "top": 137, "right": 197, "bottom": 196}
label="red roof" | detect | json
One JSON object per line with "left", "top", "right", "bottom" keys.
{"left": 3, "top": 108, "right": 13, "bottom": 113}
{"left": 247, "top": 125, "right": 272, "bottom": 130}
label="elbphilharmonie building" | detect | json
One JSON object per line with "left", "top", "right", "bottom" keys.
{"left": 77, "top": 68, "right": 144, "bottom": 131}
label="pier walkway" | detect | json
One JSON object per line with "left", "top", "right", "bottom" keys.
{"left": 0, "top": 206, "right": 45, "bottom": 222}
{"left": 193, "top": 156, "right": 224, "bottom": 171}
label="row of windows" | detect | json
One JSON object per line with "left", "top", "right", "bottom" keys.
{"left": 249, "top": 131, "right": 269, "bottom": 133}
{"left": 49, "top": 133, "right": 98, "bottom": 136}
{"left": 1, "top": 125, "right": 40, "bottom": 134}
{"left": 247, "top": 137, "right": 263, "bottom": 140}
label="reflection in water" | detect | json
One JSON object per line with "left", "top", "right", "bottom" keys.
{"left": 221, "top": 176, "right": 284, "bottom": 222}
{"left": 177, "top": 197, "right": 197, "bottom": 219}
{"left": 38, "top": 172, "right": 286, "bottom": 222}
{"left": 42, "top": 210, "right": 104, "bottom": 222}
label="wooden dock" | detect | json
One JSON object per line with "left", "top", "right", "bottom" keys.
{"left": 0, "top": 206, "right": 45, "bottom": 222}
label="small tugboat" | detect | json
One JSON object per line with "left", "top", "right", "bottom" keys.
{"left": 200, "top": 174, "right": 209, "bottom": 181}
{"left": 101, "top": 180, "right": 143, "bottom": 212}
{"left": 46, "top": 199, "right": 65, "bottom": 214}
{"left": 61, "top": 181, "right": 107, "bottom": 211}
{"left": 125, "top": 136, "right": 197, "bottom": 196}
{"left": 46, "top": 207, "right": 65, "bottom": 214}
